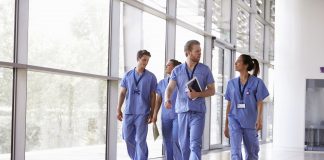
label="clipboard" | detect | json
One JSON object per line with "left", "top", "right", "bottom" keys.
{"left": 186, "top": 76, "right": 202, "bottom": 92}
{"left": 153, "top": 123, "right": 160, "bottom": 141}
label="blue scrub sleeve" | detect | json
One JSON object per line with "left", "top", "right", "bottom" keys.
{"left": 120, "top": 73, "right": 128, "bottom": 88}
{"left": 150, "top": 75, "right": 158, "bottom": 93}
{"left": 206, "top": 67, "right": 215, "bottom": 85}
{"left": 156, "top": 81, "right": 163, "bottom": 97}
{"left": 256, "top": 80, "right": 269, "bottom": 101}
{"left": 170, "top": 69, "right": 178, "bottom": 81}
{"left": 224, "top": 81, "right": 231, "bottom": 101}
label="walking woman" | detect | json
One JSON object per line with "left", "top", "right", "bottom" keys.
{"left": 224, "top": 54, "right": 269, "bottom": 160}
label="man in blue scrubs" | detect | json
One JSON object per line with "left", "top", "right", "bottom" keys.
{"left": 165, "top": 40, "right": 215, "bottom": 160}
{"left": 224, "top": 54, "right": 269, "bottom": 160}
{"left": 117, "top": 50, "right": 157, "bottom": 160}
{"left": 152, "top": 59, "right": 182, "bottom": 160}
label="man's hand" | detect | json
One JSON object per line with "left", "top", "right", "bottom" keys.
{"left": 187, "top": 87, "right": 200, "bottom": 99}
{"left": 117, "top": 109, "right": 123, "bottom": 121}
{"left": 147, "top": 112, "right": 154, "bottom": 124}
{"left": 152, "top": 113, "right": 158, "bottom": 123}
{"left": 165, "top": 100, "right": 172, "bottom": 109}
{"left": 256, "top": 118, "right": 263, "bottom": 131}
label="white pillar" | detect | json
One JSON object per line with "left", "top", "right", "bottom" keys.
{"left": 274, "top": 0, "right": 324, "bottom": 151}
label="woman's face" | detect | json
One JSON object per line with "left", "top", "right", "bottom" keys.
{"left": 165, "top": 61, "right": 175, "bottom": 75}
{"left": 235, "top": 56, "right": 248, "bottom": 72}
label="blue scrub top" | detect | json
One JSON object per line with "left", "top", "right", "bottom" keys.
{"left": 170, "top": 63, "right": 214, "bottom": 113}
{"left": 156, "top": 77, "right": 177, "bottom": 120}
{"left": 225, "top": 75, "right": 269, "bottom": 129}
{"left": 121, "top": 69, "right": 157, "bottom": 115}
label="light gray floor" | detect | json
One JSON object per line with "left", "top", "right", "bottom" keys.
{"left": 2, "top": 143, "right": 324, "bottom": 160}
{"left": 201, "top": 143, "right": 324, "bottom": 160}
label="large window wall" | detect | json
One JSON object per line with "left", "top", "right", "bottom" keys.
{"left": 0, "top": 0, "right": 275, "bottom": 159}
{"left": 117, "top": 3, "right": 166, "bottom": 159}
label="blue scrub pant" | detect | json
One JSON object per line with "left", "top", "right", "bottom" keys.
{"left": 229, "top": 118, "right": 259, "bottom": 160}
{"left": 162, "top": 117, "right": 181, "bottom": 160}
{"left": 122, "top": 114, "right": 148, "bottom": 160}
{"left": 178, "top": 111, "right": 205, "bottom": 160}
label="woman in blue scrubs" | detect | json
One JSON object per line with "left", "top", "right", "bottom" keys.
{"left": 224, "top": 54, "right": 269, "bottom": 160}
{"left": 165, "top": 40, "right": 215, "bottom": 160}
{"left": 152, "top": 59, "right": 182, "bottom": 160}
{"left": 117, "top": 50, "right": 157, "bottom": 160}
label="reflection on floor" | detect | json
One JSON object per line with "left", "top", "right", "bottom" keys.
{"left": 153, "top": 143, "right": 324, "bottom": 160}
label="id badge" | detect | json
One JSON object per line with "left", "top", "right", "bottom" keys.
{"left": 237, "top": 103, "right": 246, "bottom": 109}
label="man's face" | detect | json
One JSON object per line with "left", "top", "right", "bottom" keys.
{"left": 187, "top": 44, "right": 201, "bottom": 62}
{"left": 137, "top": 55, "right": 150, "bottom": 69}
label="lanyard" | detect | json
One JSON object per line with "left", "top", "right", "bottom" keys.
{"left": 185, "top": 62, "right": 198, "bottom": 81}
{"left": 238, "top": 75, "right": 250, "bottom": 102}
{"left": 167, "top": 77, "right": 170, "bottom": 83}
{"left": 133, "top": 68, "right": 146, "bottom": 88}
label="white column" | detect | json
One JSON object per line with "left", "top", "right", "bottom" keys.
{"left": 274, "top": 0, "right": 324, "bottom": 151}
{"left": 12, "top": 0, "right": 29, "bottom": 159}
{"left": 107, "top": 0, "right": 120, "bottom": 159}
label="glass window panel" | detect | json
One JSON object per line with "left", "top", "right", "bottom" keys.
{"left": 222, "top": 49, "right": 231, "bottom": 146}
{"left": 210, "top": 46, "right": 224, "bottom": 145}
{"left": 270, "top": 0, "right": 275, "bottom": 25}
{"left": 28, "top": 0, "right": 109, "bottom": 75}
{"left": 212, "top": 0, "right": 231, "bottom": 42}
{"left": 266, "top": 66, "right": 274, "bottom": 141}
{"left": 136, "top": 0, "right": 166, "bottom": 12}
{"left": 258, "top": 63, "right": 264, "bottom": 79}
{"left": 256, "top": 0, "right": 265, "bottom": 17}
{"left": 234, "top": 52, "right": 242, "bottom": 77}
{"left": 0, "top": 0, "right": 14, "bottom": 62}
{"left": 26, "top": 72, "right": 107, "bottom": 160}
{"left": 118, "top": 4, "right": 165, "bottom": 159}
{"left": 254, "top": 20, "right": 264, "bottom": 58}
{"left": 176, "top": 25, "right": 204, "bottom": 63}
{"left": 269, "top": 28, "right": 275, "bottom": 65}
{"left": 177, "top": 0, "right": 205, "bottom": 30}
{"left": 242, "top": 0, "right": 250, "bottom": 6}
{"left": 0, "top": 68, "right": 13, "bottom": 160}
{"left": 236, "top": 7, "right": 250, "bottom": 53}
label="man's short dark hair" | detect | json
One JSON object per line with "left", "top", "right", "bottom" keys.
{"left": 137, "top": 50, "right": 151, "bottom": 60}
{"left": 184, "top": 40, "right": 200, "bottom": 57}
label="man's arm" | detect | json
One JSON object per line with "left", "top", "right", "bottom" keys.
{"left": 147, "top": 91, "right": 156, "bottom": 123}
{"left": 164, "top": 80, "right": 177, "bottom": 109}
{"left": 188, "top": 83, "right": 215, "bottom": 99}
{"left": 116, "top": 87, "right": 127, "bottom": 121}
{"left": 152, "top": 94, "right": 162, "bottom": 123}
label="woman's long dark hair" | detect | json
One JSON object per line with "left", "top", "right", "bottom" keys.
{"left": 240, "top": 54, "right": 260, "bottom": 77}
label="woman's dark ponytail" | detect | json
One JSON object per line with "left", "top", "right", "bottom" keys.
{"left": 240, "top": 54, "right": 260, "bottom": 77}
{"left": 251, "top": 58, "right": 260, "bottom": 77}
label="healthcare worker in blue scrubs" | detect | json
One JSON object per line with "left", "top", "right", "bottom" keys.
{"left": 224, "top": 54, "right": 269, "bottom": 160}
{"left": 152, "top": 59, "right": 182, "bottom": 160}
{"left": 165, "top": 40, "right": 215, "bottom": 160}
{"left": 117, "top": 50, "right": 157, "bottom": 160}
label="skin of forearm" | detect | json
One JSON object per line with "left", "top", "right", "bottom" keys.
{"left": 150, "top": 92, "right": 156, "bottom": 114}
{"left": 225, "top": 102, "right": 230, "bottom": 127}
{"left": 257, "top": 101, "right": 263, "bottom": 120}
{"left": 165, "top": 85, "right": 175, "bottom": 101}
{"left": 154, "top": 96, "right": 162, "bottom": 115}
{"left": 117, "top": 91, "right": 126, "bottom": 111}
{"left": 198, "top": 86, "right": 215, "bottom": 97}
